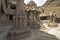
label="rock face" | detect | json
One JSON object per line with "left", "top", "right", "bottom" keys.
{"left": 44, "top": 0, "right": 60, "bottom": 6}
{"left": 43, "top": 0, "right": 60, "bottom": 15}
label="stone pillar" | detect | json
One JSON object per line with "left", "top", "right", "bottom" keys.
{"left": 50, "top": 13, "right": 53, "bottom": 22}
{"left": 30, "top": 11, "right": 33, "bottom": 22}
{"left": 9, "top": 0, "right": 31, "bottom": 40}
{"left": 53, "top": 13, "right": 56, "bottom": 23}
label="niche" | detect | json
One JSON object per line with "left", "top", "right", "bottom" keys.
{"left": 10, "top": 5, "right": 16, "bottom": 10}
{"left": 9, "top": 15, "right": 13, "bottom": 20}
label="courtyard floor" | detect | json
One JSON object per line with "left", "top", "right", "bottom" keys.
{"left": 0, "top": 24, "right": 59, "bottom": 40}
{"left": 20, "top": 29, "right": 58, "bottom": 40}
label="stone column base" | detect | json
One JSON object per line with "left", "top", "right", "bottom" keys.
{"left": 7, "top": 27, "right": 31, "bottom": 40}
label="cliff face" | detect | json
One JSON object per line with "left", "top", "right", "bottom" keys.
{"left": 44, "top": 0, "right": 60, "bottom": 7}
{"left": 43, "top": 0, "right": 60, "bottom": 15}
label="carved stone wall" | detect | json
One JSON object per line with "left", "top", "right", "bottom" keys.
{"left": 8, "top": 0, "right": 31, "bottom": 40}
{"left": 43, "top": 0, "right": 60, "bottom": 22}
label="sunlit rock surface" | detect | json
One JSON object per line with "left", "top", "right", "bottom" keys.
{"left": 40, "top": 23, "right": 60, "bottom": 40}
{"left": 43, "top": 0, "right": 60, "bottom": 15}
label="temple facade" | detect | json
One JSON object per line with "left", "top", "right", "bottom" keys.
{"left": 0, "top": 0, "right": 42, "bottom": 28}
{"left": 0, "top": 0, "right": 60, "bottom": 40}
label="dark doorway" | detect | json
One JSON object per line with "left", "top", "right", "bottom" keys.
{"left": 9, "top": 15, "right": 13, "bottom": 20}
{"left": 10, "top": 5, "right": 16, "bottom": 10}
{"left": 40, "top": 16, "right": 47, "bottom": 20}
{"left": 55, "top": 18, "right": 60, "bottom": 23}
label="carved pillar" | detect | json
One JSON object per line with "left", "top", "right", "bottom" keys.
{"left": 53, "top": 13, "right": 56, "bottom": 23}
{"left": 9, "top": 0, "right": 31, "bottom": 40}
{"left": 50, "top": 13, "right": 53, "bottom": 22}
{"left": 30, "top": 12, "right": 32, "bottom": 21}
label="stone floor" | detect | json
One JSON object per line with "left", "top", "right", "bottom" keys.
{"left": 20, "top": 29, "right": 58, "bottom": 40}
{"left": 0, "top": 25, "right": 59, "bottom": 40}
